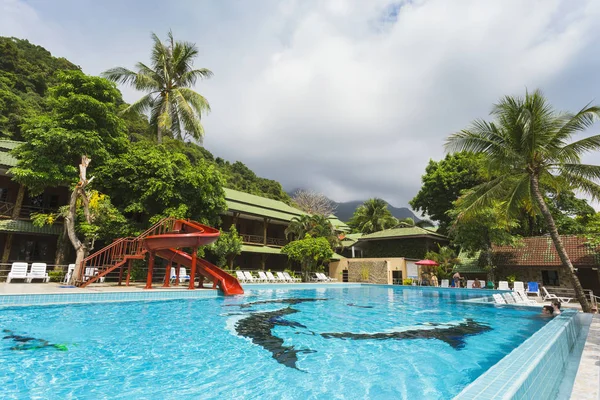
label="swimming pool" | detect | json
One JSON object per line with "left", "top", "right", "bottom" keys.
{"left": 0, "top": 286, "right": 549, "bottom": 399}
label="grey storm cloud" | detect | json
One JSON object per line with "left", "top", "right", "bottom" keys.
{"left": 2, "top": 0, "right": 600, "bottom": 212}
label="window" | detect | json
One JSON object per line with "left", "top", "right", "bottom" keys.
{"left": 0, "top": 188, "right": 8, "bottom": 202}
{"left": 542, "top": 270, "right": 559, "bottom": 286}
{"left": 48, "top": 195, "right": 59, "bottom": 208}
{"left": 28, "top": 194, "right": 44, "bottom": 208}
{"left": 18, "top": 240, "right": 49, "bottom": 262}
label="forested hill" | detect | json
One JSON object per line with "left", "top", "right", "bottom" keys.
{"left": 0, "top": 36, "right": 290, "bottom": 204}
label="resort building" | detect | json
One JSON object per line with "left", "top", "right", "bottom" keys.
{"left": 454, "top": 235, "right": 600, "bottom": 294}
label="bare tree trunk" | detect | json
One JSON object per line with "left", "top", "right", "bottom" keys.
{"left": 530, "top": 174, "right": 591, "bottom": 312}
{"left": 68, "top": 156, "right": 93, "bottom": 285}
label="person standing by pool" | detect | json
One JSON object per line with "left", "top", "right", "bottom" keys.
{"left": 453, "top": 272, "right": 462, "bottom": 288}
{"left": 552, "top": 301, "right": 561, "bottom": 315}
{"left": 430, "top": 273, "right": 438, "bottom": 287}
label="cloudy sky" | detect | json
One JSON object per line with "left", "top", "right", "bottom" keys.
{"left": 2, "top": 0, "right": 600, "bottom": 211}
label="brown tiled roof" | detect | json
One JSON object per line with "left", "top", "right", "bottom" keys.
{"left": 493, "top": 235, "right": 600, "bottom": 267}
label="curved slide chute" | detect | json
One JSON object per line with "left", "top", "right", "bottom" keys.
{"left": 142, "top": 219, "right": 244, "bottom": 295}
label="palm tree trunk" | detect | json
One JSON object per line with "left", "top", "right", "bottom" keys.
{"left": 530, "top": 174, "right": 591, "bottom": 312}
{"left": 157, "top": 125, "right": 162, "bottom": 144}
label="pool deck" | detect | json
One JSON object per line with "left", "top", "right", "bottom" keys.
{"left": 570, "top": 315, "right": 600, "bottom": 400}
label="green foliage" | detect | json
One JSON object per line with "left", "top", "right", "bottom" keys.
{"left": 207, "top": 227, "right": 243, "bottom": 268}
{"left": 0, "top": 37, "right": 79, "bottom": 140}
{"left": 281, "top": 235, "right": 333, "bottom": 281}
{"left": 10, "top": 70, "right": 128, "bottom": 194}
{"left": 402, "top": 278, "right": 413, "bottom": 285}
{"left": 95, "top": 140, "right": 226, "bottom": 225}
{"left": 424, "top": 246, "right": 460, "bottom": 279}
{"left": 505, "top": 274, "right": 516, "bottom": 283}
{"left": 364, "top": 238, "right": 432, "bottom": 259}
{"left": 48, "top": 270, "right": 64, "bottom": 283}
{"left": 216, "top": 159, "right": 291, "bottom": 203}
{"left": 103, "top": 31, "right": 212, "bottom": 143}
{"left": 285, "top": 214, "right": 339, "bottom": 248}
{"left": 409, "top": 153, "right": 486, "bottom": 234}
{"left": 348, "top": 198, "right": 398, "bottom": 234}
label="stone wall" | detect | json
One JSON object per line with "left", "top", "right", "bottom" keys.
{"left": 347, "top": 260, "right": 388, "bottom": 284}
{"left": 495, "top": 265, "right": 570, "bottom": 288}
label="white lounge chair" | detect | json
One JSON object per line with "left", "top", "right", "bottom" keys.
{"left": 440, "top": 279, "right": 449, "bottom": 288}
{"left": 235, "top": 271, "right": 247, "bottom": 283}
{"left": 258, "top": 271, "right": 270, "bottom": 283}
{"left": 276, "top": 272, "right": 289, "bottom": 283}
{"left": 542, "top": 287, "right": 573, "bottom": 303}
{"left": 84, "top": 267, "right": 105, "bottom": 283}
{"left": 7, "top": 262, "right": 28, "bottom": 283}
{"left": 284, "top": 272, "right": 301, "bottom": 283}
{"left": 64, "top": 264, "right": 76, "bottom": 284}
{"left": 243, "top": 271, "right": 259, "bottom": 283}
{"left": 514, "top": 291, "right": 538, "bottom": 306}
{"left": 319, "top": 273, "right": 337, "bottom": 282}
{"left": 466, "top": 280, "right": 474, "bottom": 289}
{"left": 498, "top": 281, "right": 510, "bottom": 290}
{"left": 265, "top": 271, "right": 278, "bottom": 283}
{"left": 513, "top": 281, "right": 525, "bottom": 292}
{"left": 178, "top": 267, "right": 190, "bottom": 283}
{"left": 492, "top": 294, "right": 506, "bottom": 304}
{"left": 26, "top": 263, "right": 49, "bottom": 283}
{"left": 502, "top": 292, "right": 516, "bottom": 304}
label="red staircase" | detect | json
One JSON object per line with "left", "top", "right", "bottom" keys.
{"left": 78, "top": 217, "right": 179, "bottom": 287}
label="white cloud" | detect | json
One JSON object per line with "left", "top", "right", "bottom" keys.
{"left": 2, "top": 0, "right": 600, "bottom": 211}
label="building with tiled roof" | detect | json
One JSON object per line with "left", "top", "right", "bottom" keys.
{"left": 453, "top": 235, "right": 600, "bottom": 294}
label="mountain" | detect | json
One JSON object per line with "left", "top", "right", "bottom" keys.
{"left": 333, "top": 200, "right": 420, "bottom": 223}
{"left": 287, "top": 188, "right": 420, "bottom": 222}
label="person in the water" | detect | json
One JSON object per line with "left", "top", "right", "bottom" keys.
{"left": 2, "top": 329, "right": 67, "bottom": 351}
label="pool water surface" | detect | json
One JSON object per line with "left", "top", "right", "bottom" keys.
{"left": 0, "top": 286, "right": 549, "bottom": 399}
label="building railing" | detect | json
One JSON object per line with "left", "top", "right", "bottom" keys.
{"left": 0, "top": 201, "right": 59, "bottom": 220}
{"left": 241, "top": 234, "right": 287, "bottom": 247}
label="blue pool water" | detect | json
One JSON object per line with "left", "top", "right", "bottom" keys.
{"left": 0, "top": 286, "right": 549, "bottom": 399}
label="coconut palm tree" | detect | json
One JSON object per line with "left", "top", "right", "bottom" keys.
{"left": 348, "top": 198, "right": 398, "bottom": 234}
{"left": 446, "top": 89, "right": 600, "bottom": 312}
{"left": 285, "top": 214, "right": 338, "bottom": 248}
{"left": 102, "top": 31, "right": 212, "bottom": 144}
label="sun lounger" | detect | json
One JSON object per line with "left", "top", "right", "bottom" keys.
{"left": 492, "top": 294, "right": 506, "bottom": 304}
{"left": 514, "top": 291, "right": 538, "bottom": 306}
{"left": 542, "top": 287, "right": 573, "bottom": 303}
{"left": 283, "top": 272, "right": 300, "bottom": 283}
{"left": 275, "top": 272, "right": 290, "bottom": 283}
{"left": 502, "top": 292, "right": 516, "bottom": 304}
{"left": 26, "top": 263, "right": 50, "bottom": 283}
{"left": 526, "top": 282, "right": 540, "bottom": 297}
{"left": 440, "top": 279, "right": 449, "bottom": 288}
{"left": 466, "top": 280, "right": 474, "bottom": 289}
{"left": 498, "top": 281, "right": 510, "bottom": 290}
{"left": 64, "top": 264, "right": 76, "bottom": 284}
{"left": 178, "top": 267, "right": 190, "bottom": 283}
{"left": 7, "top": 262, "right": 28, "bottom": 283}
{"left": 84, "top": 267, "right": 106, "bottom": 283}
{"left": 513, "top": 281, "right": 525, "bottom": 292}
{"left": 265, "top": 271, "right": 278, "bottom": 283}
{"left": 243, "top": 271, "right": 259, "bottom": 283}
{"left": 317, "top": 273, "right": 334, "bottom": 282}
{"left": 235, "top": 271, "right": 247, "bottom": 283}
{"left": 258, "top": 271, "right": 270, "bottom": 283}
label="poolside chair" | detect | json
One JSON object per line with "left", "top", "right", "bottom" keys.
{"left": 526, "top": 282, "right": 540, "bottom": 297}
{"left": 513, "top": 281, "right": 525, "bottom": 293}
{"left": 542, "top": 287, "right": 573, "bottom": 303}
{"left": 84, "top": 267, "right": 106, "bottom": 283}
{"left": 235, "top": 271, "right": 247, "bottom": 283}
{"left": 440, "top": 279, "right": 449, "bottom": 288}
{"left": 276, "top": 272, "right": 290, "bottom": 283}
{"left": 502, "top": 292, "right": 516, "bottom": 304}
{"left": 466, "top": 280, "right": 474, "bottom": 289}
{"left": 63, "top": 264, "right": 76, "bottom": 284}
{"left": 492, "top": 294, "right": 506, "bottom": 304}
{"left": 514, "top": 291, "right": 538, "bottom": 306}
{"left": 243, "top": 271, "right": 259, "bottom": 283}
{"left": 265, "top": 271, "right": 278, "bottom": 283}
{"left": 26, "top": 263, "right": 50, "bottom": 283}
{"left": 258, "top": 271, "right": 270, "bottom": 283}
{"left": 283, "top": 272, "right": 301, "bottom": 283}
{"left": 316, "top": 273, "right": 332, "bottom": 282}
{"left": 498, "top": 281, "right": 510, "bottom": 291}
{"left": 178, "top": 267, "right": 190, "bottom": 283}
{"left": 7, "top": 262, "right": 28, "bottom": 283}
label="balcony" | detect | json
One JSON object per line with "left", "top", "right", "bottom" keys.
{"left": 0, "top": 201, "right": 59, "bottom": 220}
{"left": 241, "top": 234, "right": 287, "bottom": 247}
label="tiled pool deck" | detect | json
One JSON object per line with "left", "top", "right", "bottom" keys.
{"left": 1, "top": 282, "right": 596, "bottom": 399}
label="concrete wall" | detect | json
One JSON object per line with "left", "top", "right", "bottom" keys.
{"left": 329, "top": 257, "right": 407, "bottom": 284}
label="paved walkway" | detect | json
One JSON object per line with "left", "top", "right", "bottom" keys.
{"left": 571, "top": 315, "right": 600, "bottom": 399}
{"left": 0, "top": 282, "right": 197, "bottom": 294}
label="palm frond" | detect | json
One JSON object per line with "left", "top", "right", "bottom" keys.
{"left": 559, "top": 163, "right": 600, "bottom": 182}
{"left": 121, "top": 93, "right": 155, "bottom": 116}
{"left": 179, "top": 68, "right": 213, "bottom": 88}
{"left": 556, "top": 134, "right": 600, "bottom": 163}
{"left": 101, "top": 67, "right": 138, "bottom": 85}
{"left": 178, "top": 88, "right": 211, "bottom": 114}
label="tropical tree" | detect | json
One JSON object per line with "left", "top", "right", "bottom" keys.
{"left": 281, "top": 235, "right": 333, "bottom": 282}
{"left": 292, "top": 189, "right": 337, "bottom": 216}
{"left": 424, "top": 246, "right": 460, "bottom": 280}
{"left": 285, "top": 214, "right": 338, "bottom": 248}
{"left": 446, "top": 89, "right": 600, "bottom": 312}
{"left": 207, "top": 226, "right": 242, "bottom": 269}
{"left": 348, "top": 198, "right": 398, "bottom": 234}
{"left": 102, "top": 31, "right": 212, "bottom": 144}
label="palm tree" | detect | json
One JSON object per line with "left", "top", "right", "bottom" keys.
{"left": 348, "top": 198, "right": 398, "bottom": 234}
{"left": 102, "top": 31, "right": 212, "bottom": 144}
{"left": 285, "top": 214, "right": 338, "bottom": 248}
{"left": 446, "top": 89, "right": 600, "bottom": 312}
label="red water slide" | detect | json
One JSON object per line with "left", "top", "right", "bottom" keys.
{"left": 142, "top": 219, "right": 244, "bottom": 295}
